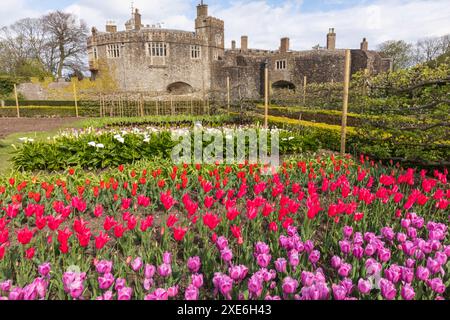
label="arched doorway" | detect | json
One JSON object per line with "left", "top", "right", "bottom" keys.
{"left": 167, "top": 82, "right": 194, "bottom": 95}
{"left": 272, "top": 80, "right": 296, "bottom": 91}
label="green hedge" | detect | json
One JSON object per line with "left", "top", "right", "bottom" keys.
{"left": 2, "top": 100, "right": 99, "bottom": 107}
{"left": 0, "top": 106, "right": 100, "bottom": 118}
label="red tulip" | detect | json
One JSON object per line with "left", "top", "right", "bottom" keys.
{"left": 17, "top": 227, "right": 33, "bottom": 245}
{"left": 173, "top": 227, "right": 187, "bottom": 241}
{"left": 166, "top": 214, "right": 178, "bottom": 228}
{"left": 95, "top": 232, "right": 110, "bottom": 250}
{"left": 203, "top": 213, "right": 221, "bottom": 231}
{"left": 25, "top": 247, "right": 35, "bottom": 259}
{"left": 114, "top": 224, "right": 125, "bottom": 238}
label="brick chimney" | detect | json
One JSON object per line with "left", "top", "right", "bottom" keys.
{"left": 327, "top": 28, "right": 336, "bottom": 50}
{"left": 106, "top": 21, "right": 117, "bottom": 33}
{"left": 231, "top": 40, "right": 236, "bottom": 50}
{"left": 134, "top": 9, "right": 142, "bottom": 31}
{"left": 241, "top": 36, "right": 248, "bottom": 51}
{"left": 360, "top": 38, "right": 369, "bottom": 51}
{"left": 280, "top": 37, "right": 290, "bottom": 53}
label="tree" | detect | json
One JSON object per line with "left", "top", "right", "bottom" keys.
{"left": 414, "top": 34, "right": 450, "bottom": 66}
{"left": 41, "top": 11, "right": 88, "bottom": 78}
{"left": 377, "top": 40, "right": 414, "bottom": 71}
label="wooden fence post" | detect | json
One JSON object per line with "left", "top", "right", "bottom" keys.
{"left": 170, "top": 96, "right": 174, "bottom": 115}
{"left": 72, "top": 81, "right": 79, "bottom": 118}
{"left": 303, "top": 76, "right": 307, "bottom": 106}
{"left": 264, "top": 62, "right": 269, "bottom": 128}
{"left": 340, "top": 49, "right": 351, "bottom": 156}
{"left": 14, "top": 84, "right": 20, "bottom": 118}
{"left": 227, "top": 76, "right": 231, "bottom": 114}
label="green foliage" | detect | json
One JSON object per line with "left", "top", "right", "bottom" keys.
{"left": 11, "top": 125, "right": 316, "bottom": 172}
{"left": 356, "top": 62, "right": 450, "bottom": 165}
{"left": 0, "top": 76, "right": 15, "bottom": 99}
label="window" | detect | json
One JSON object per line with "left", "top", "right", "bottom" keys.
{"left": 107, "top": 44, "right": 121, "bottom": 58}
{"left": 191, "top": 45, "right": 201, "bottom": 59}
{"left": 275, "top": 60, "right": 287, "bottom": 70}
{"left": 93, "top": 47, "right": 98, "bottom": 60}
{"left": 149, "top": 42, "right": 167, "bottom": 57}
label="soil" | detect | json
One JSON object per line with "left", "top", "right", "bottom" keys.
{"left": 0, "top": 117, "right": 80, "bottom": 139}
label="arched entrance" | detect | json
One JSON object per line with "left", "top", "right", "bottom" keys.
{"left": 272, "top": 80, "right": 296, "bottom": 91}
{"left": 167, "top": 82, "right": 194, "bottom": 95}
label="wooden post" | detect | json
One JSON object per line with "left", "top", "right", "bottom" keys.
{"left": 156, "top": 100, "right": 159, "bottom": 116}
{"left": 303, "top": 76, "right": 307, "bottom": 106}
{"left": 13, "top": 84, "right": 20, "bottom": 118}
{"left": 72, "top": 81, "right": 79, "bottom": 118}
{"left": 190, "top": 98, "right": 194, "bottom": 115}
{"left": 264, "top": 62, "right": 269, "bottom": 128}
{"left": 226, "top": 76, "right": 231, "bottom": 114}
{"left": 170, "top": 96, "right": 174, "bottom": 115}
{"left": 140, "top": 94, "right": 144, "bottom": 117}
{"left": 340, "top": 49, "right": 351, "bottom": 156}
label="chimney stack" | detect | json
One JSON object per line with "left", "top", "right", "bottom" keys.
{"left": 134, "top": 9, "right": 142, "bottom": 31}
{"left": 360, "top": 38, "right": 369, "bottom": 51}
{"left": 231, "top": 40, "right": 236, "bottom": 50}
{"left": 280, "top": 37, "right": 290, "bottom": 53}
{"left": 197, "top": 2, "right": 208, "bottom": 17}
{"left": 241, "top": 36, "right": 248, "bottom": 51}
{"left": 106, "top": 21, "right": 117, "bottom": 33}
{"left": 327, "top": 28, "right": 336, "bottom": 50}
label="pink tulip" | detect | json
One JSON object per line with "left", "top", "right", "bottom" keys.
{"left": 191, "top": 274, "right": 204, "bottom": 288}
{"left": 144, "top": 264, "right": 156, "bottom": 279}
{"left": 428, "top": 278, "right": 446, "bottom": 294}
{"left": 98, "top": 273, "right": 115, "bottom": 290}
{"left": 167, "top": 285, "right": 179, "bottom": 298}
{"left": 282, "top": 277, "right": 298, "bottom": 295}
{"left": 38, "top": 263, "right": 51, "bottom": 278}
{"left": 117, "top": 287, "right": 132, "bottom": 300}
{"left": 184, "top": 284, "right": 199, "bottom": 300}
{"left": 357, "top": 279, "right": 372, "bottom": 294}
{"left": 158, "top": 263, "right": 172, "bottom": 277}
{"left": 163, "top": 252, "right": 172, "bottom": 264}
{"left": 187, "top": 256, "right": 201, "bottom": 273}
{"left": 131, "top": 257, "right": 143, "bottom": 272}
{"left": 309, "top": 250, "right": 320, "bottom": 264}
{"left": 275, "top": 258, "right": 287, "bottom": 273}
{"left": 332, "top": 284, "right": 347, "bottom": 300}
{"left": 96, "top": 260, "right": 113, "bottom": 274}
{"left": 401, "top": 284, "right": 415, "bottom": 300}
{"left": 380, "top": 279, "right": 396, "bottom": 300}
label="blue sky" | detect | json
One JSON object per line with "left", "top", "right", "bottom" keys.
{"left": 2, "top": 0, "right": 450, "bottom": 50}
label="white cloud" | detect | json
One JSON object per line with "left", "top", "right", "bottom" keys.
{"left": 2, "top": 0, "right": 450, "bottom": 51}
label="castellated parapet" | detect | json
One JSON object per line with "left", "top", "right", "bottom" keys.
{"left": 87, "top": 2, "right": 392, "bottom": 99}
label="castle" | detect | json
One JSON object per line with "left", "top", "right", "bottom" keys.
{"left": 87, "top": 2, "right": 392, "bottom": 100}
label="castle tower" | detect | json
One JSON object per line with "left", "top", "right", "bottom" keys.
{"left": 125, "top": 8, "right": 143, "bottom": 31}
{"left": 195, "top": 2, "right": 225, "bottom": 60}
{"left": 361, "top": 38, "right": 369, "bottom": 51}
{"left": 327, "top": 28, "right": 336, "bottom": 50}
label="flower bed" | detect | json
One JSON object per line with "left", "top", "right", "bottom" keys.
{"left": 11, "top": 126, "right": 319, "bottom": 171}
{"left": 0, "top": 156, "right": 448, "bottom": 300}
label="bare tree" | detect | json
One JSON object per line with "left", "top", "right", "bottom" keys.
{"left": 414, "top": 36, "right": 445, "bottom": 64}
{"left": 42, "top": 11, "right": 88, "bottom": 78}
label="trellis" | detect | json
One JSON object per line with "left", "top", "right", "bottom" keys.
{"left": 98, "top": 93, "right": 211, "bottom": 118}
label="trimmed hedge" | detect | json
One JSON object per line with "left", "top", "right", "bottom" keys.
{"left": 0, "top": 106, "right": 100, "bottom": 118}
{"left": 2, "top": 100, "right": 99, "bottom": 107}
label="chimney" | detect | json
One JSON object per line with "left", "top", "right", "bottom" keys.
{"left": 327, "top": 28, "right": 336, "bottom": 50}
{"left": 134, "top": 9, "right": 142, "bottom": 31}
{"left": 280, "top": 37, "right": 290, "bottom": 53}
{"left": 231, "top": 40, "right": 236, "bottom": 50}
{"left": 241, "top": 36, "right": 248, "bottom": 51}
{"left": 106, "top": 21, "right": 117, "bottom": 33}
{"left": 361, "top": 37, "right": 368, "bottom": 51}
{"left": 197, "top": 2, "right": 208, "bottom": 17}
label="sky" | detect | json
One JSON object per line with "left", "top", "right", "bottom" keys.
{"left": 1, "top": 0, "right": 450, "bottom": 50}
